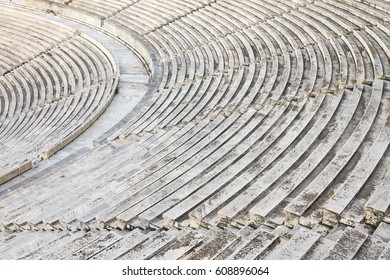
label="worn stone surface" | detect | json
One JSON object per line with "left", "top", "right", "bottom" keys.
{"left": 1, "top": 0, "right": 390, "bottom": 260}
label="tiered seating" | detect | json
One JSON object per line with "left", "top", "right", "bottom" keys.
{"left": 0, "top": 8, "right": 75, "bottom": 75}
{"left": 1, "top": 222, "right": 388, "bottom": 260}
{"left": 0, "top": 6, "right": 119, "bottom": 184}
{"left": 68, "top": 0, "right": 136, "bottom": 19}
{"left": 0, "top": 0, "right": 389, "bottom": 260}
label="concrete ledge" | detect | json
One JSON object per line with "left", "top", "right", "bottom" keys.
{"left": 0, "top": 161, "right": 31, "bottom": 185}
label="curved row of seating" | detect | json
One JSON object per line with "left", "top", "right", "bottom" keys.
{"left": 68, "top": 0, "right": 136, "bottom": 19}
{"left": 0, "top": 5, "right": 119, "bottom": 184}
{"left": 0, "top": 0, "right": 389, "bottom": 259}
{"left": 0, "top": 6, "right": 76, "bottom": 76}
{"left": 1, "top": 222, "right": 390, "bottom": 260}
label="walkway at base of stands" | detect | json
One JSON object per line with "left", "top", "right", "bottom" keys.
{"left": 0, "top": 0, "right": 389, "bottom": 260}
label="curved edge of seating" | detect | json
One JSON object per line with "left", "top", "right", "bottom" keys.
{"left": 96, "top": 19, "right": 163, "bottom": 144}
{"left": 0, "top": 13, "right": 121, "bottom": 185}
{"left": 6, "top": 0, "right": 164, "bottom": 144}
{"left": 38, "top": 32, "right": 121, "bottom": 157}
{"left": 0, "top": 0, "right": 163, "bottom": 184}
